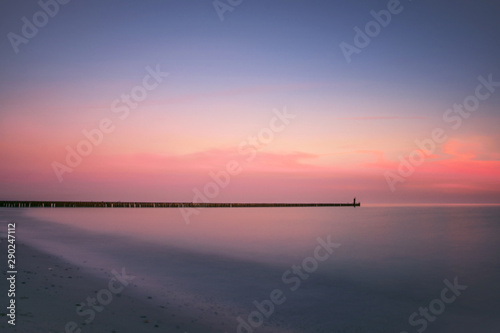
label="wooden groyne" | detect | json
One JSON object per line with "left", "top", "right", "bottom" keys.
{"left": 0, "top": 200, "right": 360, "bottom": 208}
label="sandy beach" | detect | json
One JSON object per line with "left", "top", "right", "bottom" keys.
{"left": 0, "top": 236, "right": 254, "bottom": 333}
{"left": 0, "top": 209, "right": 294, "bottom": 333}
{"left": 0, "top": 239, "right": 192, "bottom": 332}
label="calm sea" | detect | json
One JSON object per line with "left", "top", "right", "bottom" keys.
{"left": 4, "top": 205, "right": 500, "bottom": 332}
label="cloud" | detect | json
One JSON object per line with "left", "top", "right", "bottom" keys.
{"left": 337, "top": 116, "right": 429, "bottom": 120}
{"left": 442, "top": 137, "right": 500, "bottom": 161}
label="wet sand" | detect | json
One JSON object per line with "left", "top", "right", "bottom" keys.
{"left": 0, "top": 235, "right": 238, "bottom": 333}
{"left": 0, "top": 211, "right": 292, "bottom": 333}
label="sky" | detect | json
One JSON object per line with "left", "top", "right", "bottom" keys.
{"left": 0, "top": 0, "right": 499, "bottom": 203}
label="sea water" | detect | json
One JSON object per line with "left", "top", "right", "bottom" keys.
{"left": 3, "top": 205, "right": 499, "bottom": 332}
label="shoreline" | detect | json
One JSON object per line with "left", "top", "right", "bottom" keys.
{"left": 0, "top": 235, "right": 228, "bottom": 333}
{"left": 0, "top": 210, "right": 291, "bottom": 333}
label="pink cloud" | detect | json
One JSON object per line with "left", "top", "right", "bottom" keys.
{"left": 337, "top": 116, "right": 429, "bottom": 120}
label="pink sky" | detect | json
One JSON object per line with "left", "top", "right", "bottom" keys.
{"left": 1, "top": 84, "right": 499, "bottom": 204}
{"left": 2, "top": 0, "right": 500, "bottom": 204}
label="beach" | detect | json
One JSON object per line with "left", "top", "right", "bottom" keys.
{"left": 0, "top": 239, "right": 202, "bottom": 333}
{"left": 0, "top": 209, "right": 294, "bottom": 333}
{"left": 0, "top": 226, "right": 245, "bottom": 332}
